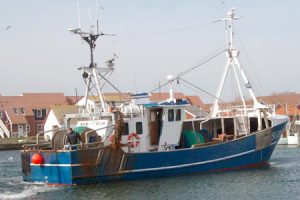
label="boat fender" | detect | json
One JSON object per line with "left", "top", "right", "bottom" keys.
{"left": 31, "top": 153, "right": 44, "bottom": 164}
{"left": 127, "top": 133, "right": 140, "bottom": 147}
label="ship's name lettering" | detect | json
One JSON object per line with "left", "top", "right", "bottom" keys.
{"left": 272, "top": 130, "right": 281, "bottom": 142}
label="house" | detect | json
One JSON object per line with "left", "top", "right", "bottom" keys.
{"left": 44, "top": 105, "right": 78, "bottom": 141}
{"left": 77, "top": 93, "right": 131, "bottom": 112}
{"left": 149, "top": 92, "right": 186, "bottom": 102}
{"left": 43, "top": 93, "right": 131, "bottom": 139}
{"left": 0, "top": 93, "right": 74, "bottom": 138}
{"left": 76, "top": 92, "right": 207, "bottom": 119}
{"left": 257, "top": 92, "right": 300, "bottom": 121}
{"left": 255, "top": 92, "right": 300, "bottom": 138}
{"left": 0, "top": 91, "right": 207, "bottom": 138}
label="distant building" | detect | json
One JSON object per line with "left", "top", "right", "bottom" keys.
{"left": 0, "top": 93, "right": 75, "bottom": 138}
{"left": 77, "top": 93, "right": 130, "bottom": 112}
{"left": 0, "top": 92, "right": 207, "bottom": 138}
{"left": 44, "top": 105, "right": 78, "bottom": 141}
{"left": 257, "top": 92, "right": 300, "bottom": 138}
{"left": 43, "top": 93, "right": 131, "bottom": 140}
{"left": 257, "top": 92, "right": 300, "bottom": 121}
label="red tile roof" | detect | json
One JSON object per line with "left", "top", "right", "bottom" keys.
{"left": 276, "top": 105, "right": 300, "bottom": 116}
{"left": 185, "top": 96, "right": 204, "bottom": 108}
{"left": 256, "top": 92, "right": 300, "bottom": 106}
{"left": 149, "top": 93, "right": 185, "bottom": 102}
{"left": 0, "top": 93, "right": 73, "bottom": 124}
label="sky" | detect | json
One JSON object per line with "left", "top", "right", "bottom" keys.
{"left": 0, "top": 0, "right": 300, "bottom": 103}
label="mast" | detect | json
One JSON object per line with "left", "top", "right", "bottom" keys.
{"left": 167, "top": 75, "right": 175, "bottom": 102}
{"left": 211, "top": 8, "right": 259, "bottom": 118}
{"left": 69, "top": 26, "right": 110, "bottom": 113}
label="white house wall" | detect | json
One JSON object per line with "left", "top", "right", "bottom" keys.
{"left": 44, "top": 110, "right": 59, "bottom": 141}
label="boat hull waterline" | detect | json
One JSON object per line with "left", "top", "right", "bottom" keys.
{"left": 21, "top": 122, "right": 286, "bottom": 185}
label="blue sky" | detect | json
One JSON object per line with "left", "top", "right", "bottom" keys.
{"left": 1, "top": 0, "right": 300, "bottom": 103}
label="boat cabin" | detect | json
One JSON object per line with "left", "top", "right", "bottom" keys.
{"left": 120, "top": 99, "right": 189, "bottom": 153}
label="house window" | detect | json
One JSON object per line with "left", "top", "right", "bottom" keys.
{"left": 36, "top": 109, "right": 42, "bottom": 117}
{"left": 19, "top": 108, "right": 25, "bottom": 114}
{"left": 168, "top": 109, "right": 174, "bottom": 122}
{"left": 136, "top": 122, "right": 143, "bottom": 135}
{"left": 12, "top": 108, "right": 25, "bottom": 115}
{"left": 176, "top": 109, "right": 181, "bottom": 121}
{"left": 26, "top": 124, "right": 30, "bottom": 133}
{"left": 122, "top": 123, "right": 129, "bottom": 135}
{"left": 37, "top": 124, "right": 43, "bottom": 132}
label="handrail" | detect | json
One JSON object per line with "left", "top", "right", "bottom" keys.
{"left": 63, "top": 141, "right": 104, "bottom": 150}
{"left": 36, "top": 128, "right": 63, "bottom": 145}
{"left": 84, "top": 124, "right": 115, "bottom": 144}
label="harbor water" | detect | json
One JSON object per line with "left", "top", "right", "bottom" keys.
{"left": 0, "top": 146, "right": 300, "bottom": 200}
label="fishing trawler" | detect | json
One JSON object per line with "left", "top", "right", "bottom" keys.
{"left": 21, "top": 8, "right": 288, "bottom": 185}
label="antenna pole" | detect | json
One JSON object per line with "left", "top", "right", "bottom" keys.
{"left": 70, "top": 27, "right": 108, "bottom": 112}
{"left": 211, "top": 8, "right": 259, "bottom": 118}
{"left": 69, "top": 4, "right": 115, "bottom": 113}
{"left": 76, "top": 2, "right": 81, "bottom": 28}
{"left": 167, "top": 75, "right": 175, "bottom": 102}
{"left": 96, "top": 0, "right": 100, "bottom": 34}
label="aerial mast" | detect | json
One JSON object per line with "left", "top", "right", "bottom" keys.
{"left": 211, "top": 8, "right": 259, "bottom": 118}
{"left": 68, "top": 9, "right": 109, "bottom": 112}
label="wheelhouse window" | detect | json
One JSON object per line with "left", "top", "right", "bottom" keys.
{"left": 136, "top": 122, "right": 143, "bottom": 135}
{"left": 168, "top": 109, "right": 174, "bottom": 122}
{"left": 123, "top": 123, "right": 129, "bottom": 135}
{"left": 176, "top": 109, "right": 181, "bottom": 121}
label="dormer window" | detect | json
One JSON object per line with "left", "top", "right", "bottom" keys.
{"left": 13, "top": 108, "right": 25, "bottom": 115}
{"left": 36, "top": 109, "right": 42, "bottom": 117}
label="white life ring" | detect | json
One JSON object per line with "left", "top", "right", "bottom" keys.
{"left": 127, "top": 133, "right": 140, "bottom": 147}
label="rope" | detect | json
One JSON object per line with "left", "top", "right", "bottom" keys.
{"left": 113, "top": 22, "right": 214, "bottom": 42}
{"left": 51, "top": 130, "right": 68, "bottom": 150}
{"left": 178, "top": 78, "right": 229, "bottom": 105}
{"left": 235, "top": 28, "right": 266, "bottom": 96}
{"left": 149, "top": 47, "right": 226, "bottom": 93}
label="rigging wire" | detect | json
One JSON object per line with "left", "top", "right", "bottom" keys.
{"left": 149, "top": 46, "right": 226, "bottom": 93}
{"left": 116, "top": 22, "right": 214, "bottom": 37}
{"left": 238, "top": 58, "right": 264, "bottom": 97}
{"left": 97, "top": 72, "right": 122, "bottom": 93}
{"left": 177, "top": 46, "right": 226, "bottom": 78}
{"left": 82, "top": 73, "right": 127, "bottom": 106}
{"left": 100, "top": 71, "right": 113, "bottom": 89}
{"left": 110, "top": 22, "right": 215, "bottom": 43}
{"left": 178, "top": 78, "right": 229, "bottom": 106}
{"left": 234, "top": 27, "right": 266, "bottom": 96}
{"left": 97, "top": 72, "right": 130, "bottom": 102}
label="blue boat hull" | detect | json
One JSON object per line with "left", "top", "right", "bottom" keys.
{"left": 21, "top": 122, "right": 286, "bottom": 185}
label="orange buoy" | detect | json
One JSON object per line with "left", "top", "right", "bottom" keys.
{"left": 31, "top": 153, "right": 43, "bottom": 164}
